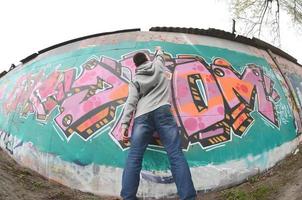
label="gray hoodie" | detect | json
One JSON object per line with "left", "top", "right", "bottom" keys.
{"left": 121, "top": 50, "right": 171, "bottom": 129}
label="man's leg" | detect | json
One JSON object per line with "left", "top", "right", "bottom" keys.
{"left": 121, "top": 114, "right": 154, "bottom": 200}
{"left": 153, "top": 105, "right": 196, "bottom": 200}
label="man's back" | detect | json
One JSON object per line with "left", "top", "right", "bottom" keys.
{"left": 133, "top": 51, "right": 171, "bottom": 118}
{"left": 121, "top": 49, "right": 171, "bottom": 128}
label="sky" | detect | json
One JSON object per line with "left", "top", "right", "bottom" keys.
{"left": 0, "top": 0, "right": 301, "bottom": 72}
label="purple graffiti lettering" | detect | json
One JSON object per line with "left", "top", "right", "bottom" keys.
{"left": 2, "top": 50, "right": 280, "bottom": 150}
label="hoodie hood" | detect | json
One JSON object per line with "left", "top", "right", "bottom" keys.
{"left": 135, "top": 61, "right": 155, "bottom": 76}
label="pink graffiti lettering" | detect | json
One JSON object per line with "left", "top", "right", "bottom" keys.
{"left": 111, "top": 53, "right": 280, "bottom": 149}
{"left": 2, "top": 50, "right": 280, "bottom": 149}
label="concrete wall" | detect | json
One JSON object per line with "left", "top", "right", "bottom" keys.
{"left": 0, "top": 31, "right": 301, "bottom": 198}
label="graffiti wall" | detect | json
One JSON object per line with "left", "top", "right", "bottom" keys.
{"left": 0, "top": 31, "right": 300, "bottom": 198}
{"left": 270, "top": 54, "right": 302, "bottom": 134}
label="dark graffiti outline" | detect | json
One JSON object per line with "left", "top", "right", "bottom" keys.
{"left": 0, "top": 131, "right": 23, "bottom": 155}
{"left": 1, "top": 50, "right": 281, "bottom": 151}
{"left": 52, "top": 56, "right": 128, "bottom": 141}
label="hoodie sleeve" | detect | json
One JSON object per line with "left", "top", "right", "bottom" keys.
{"left": 154, "top": 49, "right": 165, "bottom": 67}
{"left": 120, "top": 81, "right": 140, "bottom": 129}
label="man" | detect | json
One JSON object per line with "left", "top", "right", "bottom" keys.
{"left": 120, "top": 47, "right": 196, "bottom": 200}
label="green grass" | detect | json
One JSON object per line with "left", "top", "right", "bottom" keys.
{"left": 223, "top": 185, "right": 272, "bottom": 200}
{"left": 223, "top": 189, "right": 248, "bottom": 200}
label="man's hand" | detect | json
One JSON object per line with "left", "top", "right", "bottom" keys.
{"left": 155, "top": 46, "right": 162, "bottom": 51}
{"left": 121, "top": 128, "right": 130, "bottom": 146}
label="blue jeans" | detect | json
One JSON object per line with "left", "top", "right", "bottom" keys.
{"left": 121, "top": 105, "right": 196, "bottom": 200}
